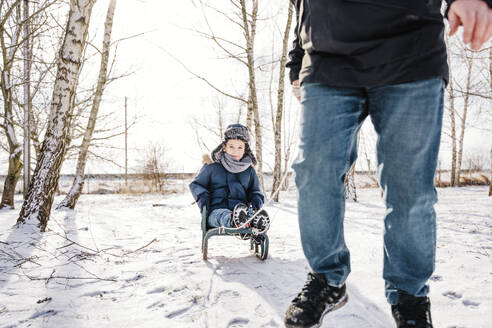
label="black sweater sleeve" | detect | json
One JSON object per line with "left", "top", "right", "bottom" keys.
{"left": 285, "top": 0, "right": 304, "bottom": 84}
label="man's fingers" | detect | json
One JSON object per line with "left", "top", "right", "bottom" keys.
{"left": 470, "top": 8, "right": 492, "bottom": 50}
{"left": 448, "top": 10, "right": 460, "bottom": 36}
{"left": 292, "top": 80, "right": 301, "bottom": 101}
{"left": 478, "top": 13, "right": 492, "bottom": 48}
{"left": 461, "top": 10, "right": 476, "bottom": 44}
{"left": 470, "top": 12, "right": 488, "bottom": 50}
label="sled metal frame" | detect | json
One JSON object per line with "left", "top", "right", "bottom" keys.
{"left": 201, "top": 207, "right": 269, "bottom": 261}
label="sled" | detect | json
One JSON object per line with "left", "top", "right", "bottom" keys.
{"left": 201, "top": 207, "right": 269, "bottom": 261}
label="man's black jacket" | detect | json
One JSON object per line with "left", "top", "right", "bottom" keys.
{"left": 287, "top": 0, "right": 492, "bottom": 88}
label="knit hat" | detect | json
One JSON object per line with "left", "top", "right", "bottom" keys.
{"left": 211, "top": 123, "right": 257, "bottom": 165}
{"left": 224, "top": 123, "right": 250, "bottom": 143}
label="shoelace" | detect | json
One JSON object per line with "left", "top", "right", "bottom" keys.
{"left": 292, "top": 273, "right": 335, "bottom": 312}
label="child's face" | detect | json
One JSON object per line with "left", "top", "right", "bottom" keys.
{"left": 223, "top": 139, "right": 246, "bottom": 161}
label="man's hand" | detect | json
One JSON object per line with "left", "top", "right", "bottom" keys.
{"left": 448, "top": 0, "right": 492, "bottom": 50}
{"left": 292, "top": 80, "right": 301, "bottom": 101}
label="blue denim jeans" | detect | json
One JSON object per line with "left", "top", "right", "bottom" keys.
{"left": 208, "top": 208, "right": 233, "bottom": 227}
{"left": 293, "top": 78, "right": 444, "bottom": 305}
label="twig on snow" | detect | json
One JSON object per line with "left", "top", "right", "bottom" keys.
{"left": 23, "top": 271, "right": 117, "bottom": 283}
{"left": 123, "top": 238, "right": 158, "bottom": 255}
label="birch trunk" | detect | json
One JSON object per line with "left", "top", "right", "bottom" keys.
{"left": 57, "top": 0, "right": 116, "bottom": 210}
{"left": 345, "top": 162, "right": 357, "bottom": 202}
{"left": 240, "top": 0, "right": 263, "bottom": 189}
{"left": 444, "top": 34, "right": 458, "bottom": 187}
{"left": 271, "top": 2, "right": 293, "bottom": 202}
{"left": 489, "top": 145, "right": 492, "bottom": 196}
{"left": 17, "top": 0, "right": 96, "bottom": 231}
{"left": 23, "top": 0, "right": 31, "bottom": 199}
{"left": 448, "top": 63, "right": 458, "bottom": 186}
{"left": 489, "top": 46, "right": 492, "bottom": 197}
{"left": 456, "top": 51, "right": 474, "bottom": 186}
{"left": 344, "top": 132, "right": 359, "bottom": 201}
{"left": 490, "top": 42, "right": 492, "bottom": 94}
{"left": 0, "top": 3, "right": 23, "bottom": 209}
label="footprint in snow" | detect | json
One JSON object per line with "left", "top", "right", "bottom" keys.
{"left": 125, "top": 273, "right": 144, "bottom": 282}
{"left": 165, "top": 303, "right": 194, "bottom": 319}
{"left": 442, "top": 291, "right": 462, "bottom": 300}
{"left": 29, "top": 310, "right": 58, "bottom": 319}
{"left": 147, "top": 286, "right": 166, "bottom": 294}
{"left": 227, "top": 317, "right": 249, "bottom": 327}
{"left": 462, "top": 299, "right": 480, "bottom": 308}
{"left": 146, "top": 301, "right": 165, "bottom": 309}
{"left": 430, "top": 275, "right": 443, "bottom": 282}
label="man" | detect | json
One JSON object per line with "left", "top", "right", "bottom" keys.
{"left": 284, "top": 0, "right": 492, "bottom": 327}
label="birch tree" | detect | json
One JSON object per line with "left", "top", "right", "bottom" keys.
{"left": 0, "top": 1, "right": 23, "bottom": 208}
{"left": 454, "top": 50, "right": 474, "bottom": 186}
{"left": 444, "top": 32, "right": 490, "bottom": 187}
{"left": 57, "top": 0, "right": 117, "bottom": 209}
{"left": 0, "top": 0, "right": 62, "bottom": 208}
{"left": 344, "top": 132, "right": 360, "bottom": 202}
{"left": 489, "top": 144, "right": 492, "bottom": 196}
{"left": 184, "top": 0, "right": 268, "bottom": 188}
{"left": 271, "top": 1, "right": 293, "bottom": 201}
{"left": 17, "top": 0, "right": 96, "bottom": 231}
{"left": 445, "top": 33, "right": 459, "bottom": 186}
{"left": 239, "top": 0, "right": 264, "bottom": 189}
{"left": 489, "top": 45, "right": 492, "bottom": 197}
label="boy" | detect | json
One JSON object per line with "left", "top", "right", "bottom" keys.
{"left": 189, "top": 124, "right": 270, "bottom": 241}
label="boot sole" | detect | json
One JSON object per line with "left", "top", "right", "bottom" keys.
{"left": 284, "top": 294, "right": 349, "bottom": 328}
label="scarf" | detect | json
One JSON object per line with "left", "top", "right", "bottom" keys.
{"left": 219, "top": 152, "right": 252, "bottom": 173}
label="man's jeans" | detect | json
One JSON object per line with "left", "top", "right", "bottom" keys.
{"left": 293, "top": 78, "right": 444, "bottom": 305}
{"left": 208, "top": 208, "right": 233, "bottom": 227}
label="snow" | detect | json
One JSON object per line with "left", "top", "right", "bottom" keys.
{"left": 0, "top": 186, "right": 491, "bottom": 327}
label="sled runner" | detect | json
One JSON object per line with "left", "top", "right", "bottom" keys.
{"left": 201, "top": 207, "right": 269, "bottom": 261}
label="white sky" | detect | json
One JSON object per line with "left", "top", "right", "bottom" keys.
{"left": 2, "top": 0, "right": 489, "bottom": 176}
{"left": 97, "top": 0, "right": 492, "bottom": 174}
{"left": 80, "top": 0, "right": 301, "bottom": 174}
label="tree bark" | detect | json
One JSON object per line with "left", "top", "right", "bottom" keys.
{"left": 489, "top": 46, "right": 492, "bottom": 197}
{"left": 17, "top": 0, "right": 96, "bottom": 231}
{"left": 0, "top": 3, "right": 23, "bottom": 209}
{"left": 456, "top": 50, "right": 474, "bottom": 186}
{"left": 489, "top": 144, "right": 492, "bottom": 196}
{"left": 344, "top": 132, "right": 359, "bottom": 201}
{"left": 271, "top": 2, "right": 293, "bottom": 202}
{"left": 445, "top": 34, "right": 458, "bottom": 187}
{"left": 57, "top": 0, "right": 116, "bottom": 209}
{"left": 448, "top": 68, "right": 458, "bottom": 186}
{"left": 239, "top": 0, "right": 263, "bottom": 189}
{"left": 23, "top": 0, "right": 32, "bottom": 200}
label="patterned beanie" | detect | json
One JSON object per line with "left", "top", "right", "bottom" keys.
{"left": 211, "top": 123, "right": 257, "bottom": 165}
{"left": 224, "top": 123, "right": 250, "bottom": 143}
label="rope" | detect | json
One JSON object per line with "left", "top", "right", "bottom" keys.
{"left": 233, "top": 138, "right": 301, "bottom": 235}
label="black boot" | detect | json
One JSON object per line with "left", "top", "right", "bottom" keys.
{"left": 252, "top": 209, "right": 270, "bottom": 232}
{"left": 391, "top": 293, "right": 433, "bottom": 328}
{"left": 231, "top": 203, "right": 250, "bottom": 240}
{"left": 284, "top": 272, "right": 348, "bottom": 328}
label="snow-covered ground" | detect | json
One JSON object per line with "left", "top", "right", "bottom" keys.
{"left": 0, "top": 187, "right": 490, "bottom": 328}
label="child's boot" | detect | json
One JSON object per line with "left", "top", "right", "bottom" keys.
{"left": 252, "top": 209, "right": 270, "bottom": 232}
{"left": 232, "top": 203, "right": 250, "bottom": 240}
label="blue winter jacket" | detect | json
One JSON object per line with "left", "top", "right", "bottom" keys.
{"left": 189, "top": 163, "right": 264, "bottom": 214}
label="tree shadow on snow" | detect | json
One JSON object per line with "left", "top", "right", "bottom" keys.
{"left": 0, "top": 209, "right": 91, "bottom": 327}
{"left": 0, "top": 220, "right": 43, "bottom": 290}
{"left": 209, "top": 256, "right": 394, "bottom": 328}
